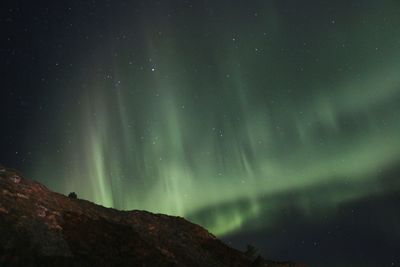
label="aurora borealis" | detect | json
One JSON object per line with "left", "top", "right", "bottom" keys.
{"left": 2, "top": 1, "right": 400, "bottom": 266}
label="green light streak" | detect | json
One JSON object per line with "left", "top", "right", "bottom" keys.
{"left": 31, "top": 2, "right": 400, "bottom": 236}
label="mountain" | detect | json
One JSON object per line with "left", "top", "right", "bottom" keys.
{"left": 0, "top": 166, "right": 306, "bottom": 267}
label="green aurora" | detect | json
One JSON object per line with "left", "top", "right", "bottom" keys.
{"left": 29, "top": 1, "right": 400, "bottom": 237}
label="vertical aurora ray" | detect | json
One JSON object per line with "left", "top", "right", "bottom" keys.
{"left": 30, "top": 1, "right": 400, "bottom": 237}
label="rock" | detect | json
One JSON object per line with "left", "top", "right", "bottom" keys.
{"left": 10, "top": 175, "right": 21, "bottom": 184}
{"left": 0, "top": 166, "right": 306, "bottom": 267}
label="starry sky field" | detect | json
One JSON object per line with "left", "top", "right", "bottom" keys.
{"left": 1, "top": 1, "right": 400, "bottom": 266}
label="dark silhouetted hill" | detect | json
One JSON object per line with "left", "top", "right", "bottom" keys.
{"left": 0, "top": 165, "right": 306, "bottom": 267}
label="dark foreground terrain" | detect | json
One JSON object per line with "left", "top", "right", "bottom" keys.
{"left": 0, "top": 166, "right": 305, "bottom": 267}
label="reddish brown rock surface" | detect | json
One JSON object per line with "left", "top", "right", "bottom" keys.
{"left": 0, "top": 166, "right": 306, "bottom": 267}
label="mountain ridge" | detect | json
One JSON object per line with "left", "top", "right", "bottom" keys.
{"left": 0, "top": 165, "right": 305, "bottom": 267}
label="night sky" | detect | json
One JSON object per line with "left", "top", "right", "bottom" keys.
{"left": 2, "top": 1, "right": 400, "bottom": 266}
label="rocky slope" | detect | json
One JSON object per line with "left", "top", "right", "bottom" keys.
{"left": 0, "top": 166, "right": 305, "bottom": 267}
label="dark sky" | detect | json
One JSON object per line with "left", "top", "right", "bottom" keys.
{"left": 2, "top": 1, "right": 400, "bottom": 266}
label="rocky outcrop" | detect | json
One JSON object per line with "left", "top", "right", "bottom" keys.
{"left": 0, "top": 166, "right": 306, "bottom": 267}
